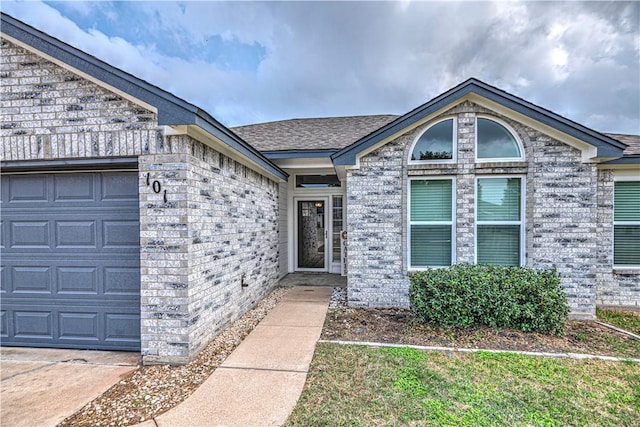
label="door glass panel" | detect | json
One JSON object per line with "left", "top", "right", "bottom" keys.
{"left": 332, "top": 196, "right": 343, "bottom": 263}
{"left": 297, "top": 201, "right": 325, "bottom": 269}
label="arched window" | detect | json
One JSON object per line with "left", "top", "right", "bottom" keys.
{"left": 410, "top": 118, "right": 455, "bottom": 162}
{"left": 476, "top": 118, "right": 522, "bottom": 160}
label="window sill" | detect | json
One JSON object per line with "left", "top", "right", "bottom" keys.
{"left": 613, "top": 268, "right": 640, "bottom": 275}
{"left": 474, "top": 161, "right": 528, "bottom": 169}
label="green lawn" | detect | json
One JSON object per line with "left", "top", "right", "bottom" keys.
{"left": 287, "top": 343, "right": 640, "bottom": 426}
{"left": 597, "top": 308, "right": 640, "bottom": 335}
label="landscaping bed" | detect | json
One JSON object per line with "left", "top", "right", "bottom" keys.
{"left": 322, "top": 307, "right": 640, "bottom": 359}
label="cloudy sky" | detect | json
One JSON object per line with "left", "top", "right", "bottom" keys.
{"left": 3, "top": 1, "right": 639, "bottom": 134}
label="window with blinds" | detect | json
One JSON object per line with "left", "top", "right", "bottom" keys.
{"left": 409, "top": 179, "right": 454, "bottom": 268}
{"left": 614, "top": 181, "right": 640, "bottom": 266}
{"left": 476, "top": 177, "right": 523, "bottom": 266}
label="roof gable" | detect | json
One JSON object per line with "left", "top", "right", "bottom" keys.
{"left": 331, "top": 78, "right": 628, "bottom": 166}
{"left": 0, "top": 12, "right": 287, "bottom": 181}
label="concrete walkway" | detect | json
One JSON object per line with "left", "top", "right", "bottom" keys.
{"left": 152, "top": 285, "right": 333, "bottom": 427}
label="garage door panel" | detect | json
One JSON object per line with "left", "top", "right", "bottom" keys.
{"left": 59, "top": 312, "right": 99, "bottom": 340}
{"left": 57, "top": 267, "right": 98, "bottom": 294}
{"left": 105, "top": 313, "right": 140, "bottom": 343}
{"left": 101, "top": 174, "right": 139, "bottom": 201}
{"left": 8, "top": 174, "right": 48, "bottom": 203}
{"left": 103, "top": 220, "right": 140, "bottom": 248}
{"left": 104, "top": 267, "right": 139, "bottom": 295}
{"left": 12, "top": 266, "right": 52, "bottom": 294}
{"left": 3, "top": 301, "right": 140, "bottom": 350}
{"left": 54, "top": 173, "right": 96, "bottom": 202}
{"left": 13, "top": 311, "right": 53, "bottom": 339}
{"left": 56, "top": 220, "right": 97, "bottom": 248}
{"left": 0, "top": 311, "right": 7, "bottom": 337}
{"left": 0, "top": 266, "right": 7, "bottom": 294}
{"left": 1, "top": 171, "right": 140, "bottom": 351}
{"left": 10, "top": 221, "right": 50, "bottom": 248}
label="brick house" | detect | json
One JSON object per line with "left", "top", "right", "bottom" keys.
{"left": 1, "top": 13, "right": 638, "bottom": 364}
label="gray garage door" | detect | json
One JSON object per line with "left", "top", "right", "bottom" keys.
{"left": 1, "top": 171, "right": 141, "bottom": 351}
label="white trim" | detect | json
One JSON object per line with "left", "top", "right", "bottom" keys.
{"left": 407, "top": 176, "right": 456, "bottom": 270}
{"left": 407, "top": 117, "right": 457, "bottom": 165}
{"left": 613, "top": 171, "right": 640, "bottom": 181}
{"left": 474, "top": 175, "right": 526, "bottom": 266}
{"left": 475, "top": 115, "right": 525, "bottom": 163}
{"left": 330, "top": 195, "right": 345, "bottom": 275}
{"left": 293, "top": 196, "right": 330, "bottom": 272}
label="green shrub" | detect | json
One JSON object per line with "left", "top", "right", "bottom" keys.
{"left": 409, "top": 264, "right": 569, "bottom": 334}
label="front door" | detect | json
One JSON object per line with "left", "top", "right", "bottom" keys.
{"left": 296, "top": 199, "right": 328, "bottom": 271}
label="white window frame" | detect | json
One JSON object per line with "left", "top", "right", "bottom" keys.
{"left": 408, "top": 176, "right": 456, "bottom": 270}
{"left": 408, "top": 117, "right": 457, "bottom": 165}
{"left": 475, "top": 115, "right": 525, "bottom": 163}
{"left": 474, "top": 175, "right": 526, "bottom": 266}
{"left": 613, "top": 173, "right": 640, "bottom": 269}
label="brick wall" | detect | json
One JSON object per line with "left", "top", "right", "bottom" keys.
{"left": 1, "top": 38, "right": 282, "bottom": 364}
{"left": 346, "top": 137, "right": 410, "bottom": 308}
{"left": 1, "top": 39, "right": 163, "bottom": 160}
{"left": 345, "top": 101, "right": 630, "bottom": 317}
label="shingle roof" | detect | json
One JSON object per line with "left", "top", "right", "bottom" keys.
{"left": 231, "top": 115, "right": 399, "bottom": 152}
{"left": 605, "top": 133, "right": 640, "bottom": 156}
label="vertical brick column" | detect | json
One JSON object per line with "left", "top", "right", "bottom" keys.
{"left": 139, "top": 152, "right": 191, "bottom": 365}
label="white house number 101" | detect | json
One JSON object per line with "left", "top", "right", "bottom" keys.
{"left": 146, "top": 172, "right": 167, "bottom": 203}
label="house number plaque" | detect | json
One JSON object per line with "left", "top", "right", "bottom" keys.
{"left": 145, "top": 172, "right": 167, "bottom": 203}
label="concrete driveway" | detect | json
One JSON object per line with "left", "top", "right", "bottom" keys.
{"left": 1, "top": 347, "right": 139, "bottom": 427}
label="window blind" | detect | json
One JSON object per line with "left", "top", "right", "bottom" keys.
{"left": 410, "top": 180, "right": 452, "bottom": 222}
{"left": 614, "top": 182, "right": 640, "bottom": 222}
{"left": 411, "top": 225, "right": 452, "bottom": 266}
{"left": 477, "top": 178, "right": 521, "bottom": 221}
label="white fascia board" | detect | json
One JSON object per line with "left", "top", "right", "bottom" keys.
{"left": 186, "top": 125, "right": 287, "bottom": 183}
{"left": 272, "top": 157, "right": 336, "bottom": 170}
{"left": 608, "top": 166, "right": 640, "bottom": 175}
{"left": 4, "top": 33, "right": 158, "bottom": 115}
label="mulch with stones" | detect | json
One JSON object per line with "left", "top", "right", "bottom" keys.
{"left": 322, "top": 290, "right": 640, "bottom": 359}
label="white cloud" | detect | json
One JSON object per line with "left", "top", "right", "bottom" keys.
{"left": 2, "top": 0, "right": 638, "bottom": 133}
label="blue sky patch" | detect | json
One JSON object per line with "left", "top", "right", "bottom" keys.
{"left": 45, "top": 1, "right": 266, "bottom": 72}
